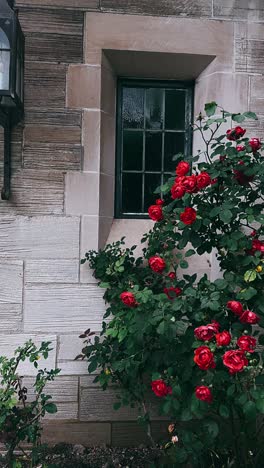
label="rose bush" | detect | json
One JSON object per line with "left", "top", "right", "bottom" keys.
{"left": 81, "top": 103, "right": 264, "bottom": 467}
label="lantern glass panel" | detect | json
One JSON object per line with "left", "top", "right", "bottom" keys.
{"left": 0, "top": 27, "right": 10, "bottom": 90}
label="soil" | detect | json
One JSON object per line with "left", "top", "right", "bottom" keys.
{"left": 0, "top": 444, "right": 164, "bottom": 468}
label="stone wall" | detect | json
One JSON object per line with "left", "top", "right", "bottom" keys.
{"left": 0, "top": 0, "right": 262, "bottom": 446}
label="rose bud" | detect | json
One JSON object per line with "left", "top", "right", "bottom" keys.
{"left": 223, "top": 350, "right": 248, "bottom": 374}
{"left": 168, "top": 272, "right": 176, "bottom": 280}
{"left": 180, "top": 207, "right": 197, "bottom": 225}
{"left": 171, "top": 435, "right": 179, "bottom": 444}
{"left": 148, "top": 256, "right": 166, "bottom": 273}
{"left": 196, "top": 172, "right": 211, "bottom": 189}
{"left": 168, "top": 424, "right": 175, "bottom": 434}
{"left": 195, "top": 385, "right": 213, "bottom": 403}
{"left": 120, "top": 292, "right": 137, "bottom": 308}
{"left": 194, "top": 346, "right": 216, "bottom": 370}
{"left": 239, "top": 310, "right": 260, "bottom": 325}
{"left": 226, "top": 126, "right": 246, "bottom": 141}
{"left": 237, "top": 335, "right": 256, "bottom": 353}
{"left": 148, "top": 204, "right": 163, "bottom": 222}
{"left": 227, "top": 300, "right": 244, "bottom": 316}
{"left": 249, "top": 137, "right": 261, "bottom": 152}
{"left": 171, "top": 183, "right": 186, "bottom": 200}
{"left": 164, "top": 287, "right": 182, "bottom": 300}
{"left": 156, "top": 198, "right": 164, "bottom": 206}
{"left": 215, "top": 331, "right": 232, "bottom": 346}
{"left": 237, "top": 145, "right": 245, "bottom": 152}
{"left": 151, "top": 379, "right": 172, "bottom": 397}
{"left": 176, "top": 161, "right": 190, "bottom": 176}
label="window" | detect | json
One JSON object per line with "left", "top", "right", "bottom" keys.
{"left": 115, "top": 79, "right": 193, "bottom": 218}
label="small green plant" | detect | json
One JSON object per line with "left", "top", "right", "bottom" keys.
{"left": 0, "top": 340, "right": 60, "bottom": 467}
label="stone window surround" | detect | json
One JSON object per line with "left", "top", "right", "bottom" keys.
{"left": 65, "top": 12, "right": 248, "bottom": 278}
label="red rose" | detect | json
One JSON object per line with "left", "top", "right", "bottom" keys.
{"left": 234, "top": 169, "right": 254, "bottom": 186}
{"left": 223, "top": 350, "right": 248, "bottom": 374}
{"left": 249, "top": 137, "right": 261, "bottom": 152}
{"left": 176, "top": 161, "right": 190, "bottom": 176}
{"left": 195, "top": 385, "right": 213, "bottom": 403}
{"left": 151, "top": 379, "right": 172, "bottom": 397}
{"left": 211, "top": 178, "right": 218, "bottom": 185}
{"left": 180, "top": 207, "right": 197, "bottom": 225}
{"left": 251, "top": 239, "right": 264, "bottom": 255}
{"left": 120, "top": 292, "right": 137, "bottom": 308}
{"left": 211, "top": 320, "right": 220, "bottom": 332}
{"left": 194, "top": 346, "right": 215, "bottom": 370}
{"left": 164, "top": 287, "right": 182, "bottom": 300}
{"left": 250, "top": 230, "right": 257, "bottom": 237}
{"left": 220, "top": 155, "right": 227, "bottom": 162}
{"left": 215, "top": 331, "right": 231, "bottom": 346}
{"left": 194, "top": 324, "right": 216, "bottom": 342}
{"left": 171, "top": 183, "right": 186, "bottom": 200}
{"left": 156, "top": 198, "right": 164, "bottom": 206}
{"left": 196, "top": 172, "right": 211, "bottom": 189}
{"left": 149, "top": 256, "right": 166, "bottom": 273}
{"left": 240, "top": 310, "right": 260, "bottom": 324}
{"left": 148, "top": 205, "right": 163, "bottom": 222}
{"left": 237, "top": 145, "right": 245, "bottom": 152}
{"left": 182, "top": 175, "right": 197, "bottom": 193}
{"left": 168, "top": 272, "right": 176, "bottom": 280}
{"left": 227, "top": 301, "right": 244, "bottom": 316}
{"left": 237, "top": 335, "right": 256, "bottom": 353}
{"left": 226, "top": 126, "right": 246, "bottom": 141}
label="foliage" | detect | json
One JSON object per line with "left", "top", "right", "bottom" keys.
{"left": 81, "top": 103, "right": 264, "bottom": 467}
{"left": 0, "top": 340, "right": 60, "bottom": 466}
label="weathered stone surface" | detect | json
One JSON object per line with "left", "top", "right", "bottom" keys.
{"left": 236, "top": 39, "right": 264, "bottom": 73}
{"left": 26, "top": 33, "right": 83, "bottom": 63}
{"left": 45, "top": 402, "right": 78, "bottom": 420}
{"left": 249, "top": 75, "right": 264, "bottom": 115}
{"left": 0, "top": 261, "right": 23, "bottom": 304}
{"left": 0, "top": 216, "right": 80, "bottom": 259}
{"left": 65, "top": 174, "right": 99, "bottom": 215}
{"left": 80, "top": 386, "right": 139, "bottom": 421}
{"left": 0, "top": 171, "right": 64, "bottom": 216}
{"left": 23, "top": 144, "right": 81, "bottom": 171}
{"left": 24, "top": 125, "right": 81, "bottom": 145}
{"left": 101, "top": 0, "right": 212, "bottom": 17}
{"left": 24, "top": 376, "right": 79, "bottom": 402}
{"left": 0, "top": 334, "right": 57, "bottom": 375}
{"left": 42, "top": 422, "right": 111, "bottom": 446}
{"left": 25, "top": 62, "right": 67, "bottom": 109}
{"left": 112, "top": 422, "right": 168, "bottom": 447}
{"left": 24, "top": 284, "right": 105, "bottom": 332}
{"left": 213, "top": 0, "right": 264, "bottom": 21}
{"left": 15, "top": 0, "right": 99, "bottom": 9}
{"left": 19, "top": 7, "right": 84, "bottom": 35}
{"left": 58, "top": 334, "right": 91, "bottom": 375}
{"left": 24, "top": 109, "right": 82, "bottom": 127}
{"left": 25, "top": 259, "right": 79, "bottom": 283}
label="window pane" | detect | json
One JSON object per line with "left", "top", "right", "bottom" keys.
{"left": 122, "top": 173, "right": 142, "bottom": 213}
{"left": 123, "top": 130, "right": 143, "bottom": 171}
{"left": 145, "top": 132, "right": 162, "bottom": 172}
{"left": 164, "top": 133, "right": 185, "bottom": 172}
{"left": 165, "top": 90, "right": 186, "bottom": 130}
{"left": 146, "top": 88, "right": 163, "bottom": 129}
{"left": 123, "top": 87, "right": 144, "bottom": 129}
{"left": 144, "top": 173, "right": 161, "bottom": 212}
{"left": 0, "top": 50, "right": 10, "bottom": 90}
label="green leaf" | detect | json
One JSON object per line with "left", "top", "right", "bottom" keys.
{"left": 227, "top": 384, "right": 236, "bottom": 397}
{"left": 219, "top": 209, "right": 232, "bottom": 223}
{"left": 258, "top": 335, "right": 264, "bottom": 346}
{"left": 244, "top": 270, "right": 257, "bottom": 283}
{"left": 113, "top": 402, "right": 121, "bottom": 410}
{"left": 243, "top": 401, "right": 256, "bottom": 420}
{"left": 180, "top": 260, "right": 189, "bottom": 269}
{"left": 214, "top": 278, "right": 227, "bottom": 290}
{"left": 181, "top": 408, "right": 193, "bottom": 421}
{"left": 243, "top": 111, "right": 258, "bottom": 120}
{"left": 219, "top": 404, "right": 230, "bottom": 418}
{"left": 205, "top": 102, "right": 217, "bottom": 117}
{"left": 185, "top": 249, "right": 195, "bottom": 257}
{"left": 232, "top": 113, "right": 246, "bottom": 123}
{"left": 256, "top": 399, "right": 264, "bottom": 413}
{"left": 204, "top": 420, "right": 219, "bottom": 438}
{"left": 44, "top": 403, "right": 57, "bottom": 414}
{"left": 157, "top": 321, "right": 165, "bottom": 335}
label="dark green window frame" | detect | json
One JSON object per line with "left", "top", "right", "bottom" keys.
{"left": 115, "top": 78, "right": 194, "bottom": 219}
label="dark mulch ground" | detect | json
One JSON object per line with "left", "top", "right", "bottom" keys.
{"left": 0, "top": 444, "right": 164, "bottom": 468}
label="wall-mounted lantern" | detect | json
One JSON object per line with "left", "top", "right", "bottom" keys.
{"left": 0, "top": 0, "right": 24, "bottom": 200}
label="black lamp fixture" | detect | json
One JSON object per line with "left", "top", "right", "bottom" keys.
{"left": 0, "top": 0, "right": 24, "bottom": 200}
